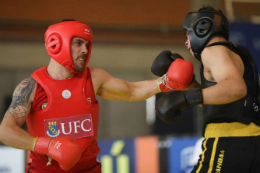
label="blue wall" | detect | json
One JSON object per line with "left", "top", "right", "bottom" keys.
{"left": 229, "top": 22, "right": 260, "bottom": 75}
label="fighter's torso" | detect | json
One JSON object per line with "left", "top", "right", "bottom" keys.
{"left": 200, "top": 42, "right": 258, "bottom": 127}
{"left": 26, "top": 66, "right": 100, "bottom": 172}
{"left": 202, "top": 43, "right": 244, "bottom": 83}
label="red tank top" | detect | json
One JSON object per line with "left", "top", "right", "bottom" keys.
{"left": 26, "top": 67, "right": 100, "bottom": 172}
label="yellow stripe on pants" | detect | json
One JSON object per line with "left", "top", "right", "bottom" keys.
{"left": 196, "top": 138, "right": 208, "bottom": 173}
{"left": 207, "top": 138, "right": 219, "bottom": 173}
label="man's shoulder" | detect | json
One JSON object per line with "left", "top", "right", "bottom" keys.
{"left": 14, "top": 76, "right": 37, "bottom": 103}
{"left": 89, "top": 67, "right": 109, "bottom": 76}
{"left": 88, "top": 67, "right": 111, "bottom": 87}
{"left": 19, "top": 76, "right": 36, "bottom": 86}
{"left": 201, "top": 44, "right": 231, "bottom": 61}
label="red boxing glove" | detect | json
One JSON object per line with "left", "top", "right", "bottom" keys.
{"left": 33, "top": 136, "right": 81, "bottom": 171}
{"left": 157, "top": 59, "right": 194, "bottom": 91}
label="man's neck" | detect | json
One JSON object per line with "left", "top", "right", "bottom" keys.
{"left": 207, "top": 36, "right": 227, "bottom": 46}
{"left": 47, "top": 59, "right": 75, "bottom": 80}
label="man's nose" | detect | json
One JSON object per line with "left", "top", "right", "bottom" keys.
{"left": 81, "top": 45, "right": 88, "bottom": 54}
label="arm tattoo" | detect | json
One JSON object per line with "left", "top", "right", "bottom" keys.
{"left": 7, "top": 77, "right": 36, "bottom": 119}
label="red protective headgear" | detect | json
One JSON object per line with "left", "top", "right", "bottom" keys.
{"left": 45, "top": 20, "right": 93, "bottom": 73}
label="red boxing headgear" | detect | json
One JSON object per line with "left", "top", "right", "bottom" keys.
{"left": 45, "top": 20, "right": 93, "bottom": 73}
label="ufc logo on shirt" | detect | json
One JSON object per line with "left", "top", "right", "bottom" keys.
{"left": 44, "top": 114, "right": 94, "bottom": 138}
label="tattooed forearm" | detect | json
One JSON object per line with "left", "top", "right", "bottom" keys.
{"left": 8, "top": 107, "right": 27, "bottom": 119}
{"left": 7, "top": 77, "right": 36, "bottom": 119}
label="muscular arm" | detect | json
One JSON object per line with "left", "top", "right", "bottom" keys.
{"left": 91, "top": 68, "right": 160, "bottom": 102}
{"left": 201, "top": 46, "right": 247, "bottom": 104}
{"left": 0, "top": 77, "right": 36, "bottom": 150}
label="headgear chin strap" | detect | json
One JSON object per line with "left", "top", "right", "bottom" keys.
{"left": 182, "top": 10, "right": 229, "bottom": 61}
{"left": 45, "top": 20, "right": 93, "bottom": 73}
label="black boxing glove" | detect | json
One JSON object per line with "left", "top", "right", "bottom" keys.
{"left": 151, "top": 50, "right": 184, "bottom": 77}
{"left": 155, "top": 88, "right": 203, "bottom": 123}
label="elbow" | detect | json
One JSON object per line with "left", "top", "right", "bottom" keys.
{"left": 241, "top": 86, "right": 247, "bottom": 98}
{"left": 226, "top": 78, "right": 247, "bottom": 101}
{"left": 0, "top": 123, "right": 10, "bottom": 143}
{"left": 235, "top": 83, "right": 247, "bottom": 99}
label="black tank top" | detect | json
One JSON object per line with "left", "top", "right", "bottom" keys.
{"left": 201, "top": 42, "right": 260, "bottom": 127}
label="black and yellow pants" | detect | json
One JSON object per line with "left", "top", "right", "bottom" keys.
{"left": 191, "top": 122, "right": 260, "bottom": 173}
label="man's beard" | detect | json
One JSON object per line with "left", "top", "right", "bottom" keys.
{"left": 74, "top": 55, "right": 87, "bottom": 72}
{"left": 74, "top": 64, "right": 85, "bottom": 72}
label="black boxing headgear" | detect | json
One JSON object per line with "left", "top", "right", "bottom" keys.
{"left": 182, "top": 10, "right": 229, "bottom": 60}
{"left": 45, "top": 20, "right": 93, "bottom": 73}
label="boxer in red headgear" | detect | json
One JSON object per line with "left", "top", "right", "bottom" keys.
{"left": 45, "top": 19, "right": 93, "bottom": 73}
{"left": 0, "top": 19, "right": 194, "bottom": 172}
{"left": 27, "top": 20, "right": 100, "bottom": 172}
